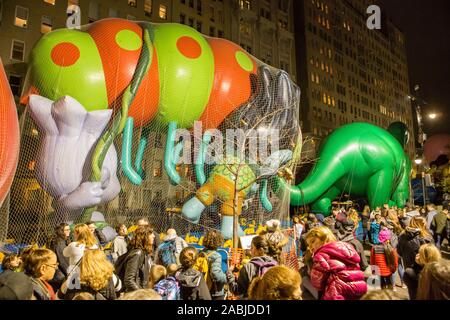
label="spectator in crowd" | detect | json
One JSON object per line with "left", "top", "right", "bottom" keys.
{"left": 121, "top": 225, "right": 155, "bottom": 292}
{"left": 23, "top": 248, "right": 58, "bottom": 300}
{"left": 0, "top": 272, "right": 34, "bottom": 300}
{"left": 398, "top": 216, "right": 434, "bottom": 269}
{"left": 165, "top": 228, "right": 188, "bottom": 263}
{"left": 87, "top": 221, "right": 107, "bottom": 249}
{"left": 59, "top": 249, "right": 122, "bottom": 300}
{"left": 153, "top": 264, "right": 180, "bottom": 300}
{"left": 149, "top": 264, "right": 167, "bottom": 289}
{"left": 46, "top": 223, "right": 71, "bottom": 289}
{"left": 248, "top": 266, "right": 302, "bottom": 300}
{"left": 370, "top": 213, "right": 382, "bottom": 244}
{"left": 63, "top": 224, "right": 99, "bottom": 274}
{"left": 306, "top": 226, "right": 367, "bottom": 300}
{"left": 306, "top": 214, "right": 321, "bottom": 232}
{"left": 370, "top": 229, "right": 398, "bottom": 289}
{"left": 111, "top": 224, "right": 128, "bottom": 263}
{"left": 360, "top": 205, "right": 371, "bottom": 244}
{"left": 347, "top": 208, "right": 360, "bottom": 233}
{"left": 199, "top": 229, "right": 227, "bottom": 300}
{"left": 131, "top": 217, "right": 160, "bottom": 255}
{"left": 293, "top": 216, "right": 305, "bottom": 258}
{"left": 72, "top": 292, "right": 95, "bottom": 300}
{"left": 229, "top": 236, "right": 278, "bottom": 299}
{"left": 0, "top": 254, "right": 21, "bottom": 276}
{"left": 118, "top": 288, "right": 162, "bottom": 300}
{"left": 261, "top": 219, "right": 288, "bottom": 263}
{"left": 426, "top": 204, "right": 439, "bottom": 233}
{"left": 416, "top": 259, "right": 450, "bottom": 300}
{"left": 403, "top": 243, "right": 442, "bottom": 300}
{"left": 178, "top": 247, "right": 211, "bottom": 300}
{"left": 155, "top": 228, "right": 187, "bottom": 267}
{"left": 430, "top": 204, "right": 449, "bottom": 248}
{"left": 337, "top": 219, "right": 369, "bottom": 271}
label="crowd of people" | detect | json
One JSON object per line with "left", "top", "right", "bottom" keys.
{"left": 0, "top": 203, "right": 449, "bottom": 300}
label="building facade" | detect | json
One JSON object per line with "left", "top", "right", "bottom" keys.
{"left": 294, "top": 0, "right": 415, "bottom": 159}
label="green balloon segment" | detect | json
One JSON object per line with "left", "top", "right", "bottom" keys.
{"left": 27, "top": 29, "right": 108, "bottom": 111}
{"left": 151, "top": 24, "right": 214, "bottom": 129}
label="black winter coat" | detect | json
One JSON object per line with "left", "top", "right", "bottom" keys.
{"left": 123, "top": 249, "right": 150, "bottom": 292}
{"left": 398, "top": 227, "right": 433, "bottom": 268}
{"left": 178, "top": 268, "right": 211, "bottom": 300}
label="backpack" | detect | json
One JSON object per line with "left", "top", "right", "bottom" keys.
{"left": 193, "top": 251, "right": 214, "bottom": 290}
{"left": 153, "top": 277, "right": 180, "bottom": 300}
{"left": 250, "top": 259, "right": 278, "bottom": 277}
{"left": 158, "top": 240, "right": 177, "bottom": 267}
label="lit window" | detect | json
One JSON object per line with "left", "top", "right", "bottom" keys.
{"left": 323, "top": 93, "right": 327, "bottom": 104}
{"left": 128, "top": 0, "right": 137, "bottom": 7}
{"left": 321, "top": 62, "right": 324, "bottom": 70}
{"left": 41, "top": 15, "right": 52, "bottom": 34}
{"left": 44, "top": 0, "right": 56, "bottom": 5}
{"left": 11, "top": 39, "right": 25, "bottom": 61}
{"left": 332, "top": 98, "right": 335, "bottom": 107}
{"left": 239, "top": 0, "right": 251, "bottom": 10}
{"left": 14, "top": 6, "right": 28, "bottom": 28}
{"left": 144, "top": 0, "right": 152, "bottom": 17}
{"left": 311, "top": 73, "right": 315, "bottom": 83}
{"left": 316, "top": 75, "right": 319, "bottom": 84}
{"left": 159, "top": 5, "right": 167, "bottom": 19}
{"left": 327, "top": 96, "right": 331, "bottom": 105}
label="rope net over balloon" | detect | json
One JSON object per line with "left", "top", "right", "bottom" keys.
{"left": 1, "top": 19, "right": 302, "bottom": 250}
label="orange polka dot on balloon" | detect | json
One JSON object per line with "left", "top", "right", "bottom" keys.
{"left": 51, "top": 42, "right": 80, "bottom": 67}
{"left": 176, "top": 36, "right": 202, "bottom": 59}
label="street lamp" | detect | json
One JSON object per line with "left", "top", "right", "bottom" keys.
{"left": 414, "top": 158, "right": 423, "bottom": 165}
{"left": 428, "top": 113, "right": 437, "bottom": 120}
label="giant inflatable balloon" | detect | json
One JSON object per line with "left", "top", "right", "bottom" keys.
{"left": 0, "top": 60, "right": 20, "bottom": 207}
{"left": 273, "top": 122, "right": 411, "bottom": 215}
{"left": 21, "top": 18, "right": 301, "bottom": 233}
{"left": 423, "top": 134, "right": 450, "bottom": 164}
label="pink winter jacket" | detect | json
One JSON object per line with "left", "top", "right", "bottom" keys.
{"left": 310, "top": 241, "right": 367, "bottom": 300}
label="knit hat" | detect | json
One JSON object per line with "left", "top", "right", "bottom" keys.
{"left": 0, "top": 272, "right": 33, "bottom": 300}
{"left": 378, "top": 229, "right": 391, "bottom": 244}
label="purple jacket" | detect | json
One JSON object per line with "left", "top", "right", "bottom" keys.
{"left": 310, "top": 241, "right": 367, "bottom": 300}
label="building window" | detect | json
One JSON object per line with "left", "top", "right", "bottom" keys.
{"left": 109, "top": 8, "right": 118, "bottom": 17}
{"left": 88, "top": 2, "right": 99, "bottom": 22}
{"left": 11, "top": 39, "right": 25, "bottom": 61}
{"left": 209, "top": 26, "right": 215, "bottom": 37}
{"left": 196, "top": 21, "right": 202, "bottom": 32}
{"left": 179, "top": 14, "right": 186, "bottom": 24}
{"left": 239, "top": 0, "right": 251, "bottom": 10}
{"left": 128, "top": 0, "right": 137, "bottom": 7}
{"left": 0, "top": 0, "right": 3, "bottom": 23}
{"left": 127, "top": 14, "right": 136, "bottom": 20}
{"left": 210, "top": 6, "right": 214, "bottom": 22}
{"left": 188, "top": 17, "right": 194, "bottom": 27}
{"left": 218, "top": 30, "right": 224, "bottom": 38}
{"left": 14, "top": 6, "right": 28, "bottom": 28}
{"left": 189, "top": 0, "right": 194, "bottom": 8}
{"left": 144, "top": 0, "right": 152, "bottom": 17}
{"left": 8, "top": 74, "right": 22, "bottom": 97}
{"left": 197, "top": 0, "right": 202, "bottom": 15}
{"left": 44, "top": 0, "right": 56, "bottom": 5}
{"left": 159, "top": 5, "right": 167, "bottom": 19}
{"left": 41, "top": 16, "right": 52, "bottom": 34}
{"left": 153, "top": 160, "right": 162, "bottom": 177}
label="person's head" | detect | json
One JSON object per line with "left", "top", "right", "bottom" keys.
{"left": 417, "top": 259, "right": 450, "bottom": 300}
{"left": 116, "top": 224, "right": 128, "bottom": 237}
{"left": 397, "top": 208, "right": 405, "bottom": 218}
{"left": 362, "top": 205, "right": 371, "bottom": 215}
{"left": 1, "top": 254, "right": 21, "bottom": 271}
{"left": 293, "top": 216, "right": 299, "bottom": 224}
{"left": 79, "top": 249, "right": 114, "bottom": 292}
{"left": 72, "top": 292, "right": 95, "bottom": 300}
{"left": 203, "top": 229, "right": 224, "bottom": 250}
{"left": 23, "top": 248, "right": 58, "bottom": 281}
{"left": 136, "top": 217, "right": 149, "bottom": 227}
{"left": 360, "top": 289, "right": 407, "bottom": 300}
{"left": 331, "top": 208, "right": 340, "bottom": 217}
{"left": 166, "top": 228, "right": 177, "bottom": 237}
{"left": 442, "top": 203, "right": 449, "bottom": 215}
{"left": 128, "top": 225, "right": 155, "bottom": 254}
{"left": 179, "top": 247, "right": 198, "bottom": 270}
{"left": 265, "top": 219, "right": 281, "bottom": 232}
{"left": 305, "top": 226, "right": 337, "bottom": 254}
{"left": 248, "top": 266, "right": 302, "bottom": 300}
{"left": 308, "top": 213, "right": 318, "bottom": 222}
{"left": 87, "top": 222, "right": 97, "bottom": 234}
{"left": 409, "top": 216, "right": 431, "bottom": 238}
{"left": 166, "top": 264, "right": 179, "bottom": 277}
{"left": 416, "top": 244, "right": 442, "bottom": 266}
{"left": 426, "top": 203, "right": 435, "bottom": 211}
{"left": 0, "top": 272, "right": 34, "bottom": 300}
{"left": 56, "top": 223, "right": 70, "bottom": 240}
{"left": 73, "top": 224, "right": 97, "bottom": 247}
{"left": 375, "top": 213, "right": 382, "bottom": 223}
{"left": 118, "top": 289, "right": 162, "bottom": 300}
{"left": 250, "top": 236, "right": 269, "bottom": 257}
{"left": 149, "top": 265, "right": 167, "bottom": 288}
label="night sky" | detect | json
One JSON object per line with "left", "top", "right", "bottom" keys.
{"left": 379, "top": 0, "right": 450, "bottom": 136}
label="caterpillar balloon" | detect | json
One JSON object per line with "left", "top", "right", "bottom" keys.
{"left": 21, "top": 18, "right": 301, "bottom": 233}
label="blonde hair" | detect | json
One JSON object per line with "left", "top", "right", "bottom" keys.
{"left": 248, "top": 266, "right": 302, "bottom": 300}
{"left": 409, "top": 217, "right": 431, "bottom": 238}
{"left": 79, "top": 249, "right": 114, "bottom": 292}
{"left": 347, "top": 209, "right": 360, "bottom": 228}
{"left": 362, "top": 205, "right": 371, "bottom": 216}
{"left": 149, "top": 265, "right": 167, "bottom": 288}
{"left": 23, "top": 248, "right": 56, "bottom": 278}
{"left": 167, "top": 264, "right": 179, "bottom": 276}
{"left": 306, "top": 226, "right": 337, "bottom": 245}
{"left": 418, "top": 244, "right": 441, "bottom": 265}
{"left": 74, "top": 224, "right": 97, "bottom": 247}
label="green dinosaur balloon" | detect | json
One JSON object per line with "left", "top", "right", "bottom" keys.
{"left": 273, "top": 122, "right": 411, "bottom": 215}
